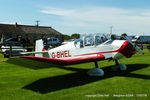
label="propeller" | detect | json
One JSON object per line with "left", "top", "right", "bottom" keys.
{"left": 124, "top": 36, "right": 144, "bottom": 55}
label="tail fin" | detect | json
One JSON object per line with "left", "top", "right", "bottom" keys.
{"left": 35, "top": 39, "right": 44, "bottom": 57}
{"left": 20, "top": 39, "right": 49, "bottom": 57}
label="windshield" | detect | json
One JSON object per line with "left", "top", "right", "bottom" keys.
{"left": 74, "top": 33, "right": 109, "bottom": 48}
{"left": 74, "top": 39, "right": 83, "bottom": 48}
{"left": 84, "top": 36, "right": 94, "bottom": 46}
{"left": 5, "top": 38, "right": 18, "bottom": 42}
{"left": 53, "top": 39, "right": 57, "bottom": 41}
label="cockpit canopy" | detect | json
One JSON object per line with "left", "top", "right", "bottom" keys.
{"left": 74, "top": 33, "right": 109, "bottom": 48}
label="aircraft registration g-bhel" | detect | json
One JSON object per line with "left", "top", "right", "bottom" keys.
{"left": 21, "top": 33, "right": 144, "bottom": 76}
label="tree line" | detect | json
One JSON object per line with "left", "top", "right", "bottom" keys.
{"left": 63, "top": 33, "right": 80, "bottom": 40}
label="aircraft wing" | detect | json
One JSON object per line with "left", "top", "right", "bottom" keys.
{"left": 21, "top": 55, "right": 105, "bottom": 65}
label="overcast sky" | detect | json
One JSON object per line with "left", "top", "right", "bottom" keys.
{"left": 1, "top": 0, "right": 150, "bottom": 35}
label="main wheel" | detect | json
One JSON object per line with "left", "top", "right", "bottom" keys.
{"left": 111, "top": 64, "right": 127, "bottom": 71}
{"left": 87, "top": 68, "right": 104, "bottom": 76}
{"left": 119, "top": 64, "right": 127, "bottom": 71}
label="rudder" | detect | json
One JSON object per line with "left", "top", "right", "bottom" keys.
{"left": 35, "top": 39, "right": 44, "bottom": 57}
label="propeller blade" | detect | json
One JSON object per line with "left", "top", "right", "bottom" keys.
{"left": 135, "top": 45, "right": 144, "bottom": 54}
{"left": 124, "top": 36, "right": 144, "bottom": 55}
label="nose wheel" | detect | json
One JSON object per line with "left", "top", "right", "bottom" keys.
{"left": 111, "top": 60, "right": 127, "bottom": 71}
{"left": 87, "top": 62, "right": 104, "bottom": 76}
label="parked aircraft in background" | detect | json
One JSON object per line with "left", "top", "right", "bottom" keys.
{"left": 132, "top": 35, "right": 150, "bottom": 44}
{"left": 21, "top": 33, "right": 144, "bottom": 76}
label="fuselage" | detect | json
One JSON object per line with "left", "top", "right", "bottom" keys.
{"left": 47, "top": 40, "right": 134, "bottom": 60}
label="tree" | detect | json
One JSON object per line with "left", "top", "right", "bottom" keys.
{"left": 71, "top": 33, "right": 80, "bottom": 39}
{"left": 121, "top": 33, "right": 127, "bottom": 37}
{"left": 63, "top": 35, "right": 71, "bottom": 41}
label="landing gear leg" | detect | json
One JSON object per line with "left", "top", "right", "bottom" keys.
{"left": 115, "top": 60, "right": 119, "bottom": 66}
{"left": 111, "top": 60, "right": 127, "bottom": 71}
{"left": 87, "top": 61, "right": 104, "bottom": 76}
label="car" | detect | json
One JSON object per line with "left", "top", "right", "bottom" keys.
{"left": 4, "top": 38, "right": 26, "bottom": 45}
{"left": 44, "top": 37, "right": 61, "bottom": 46}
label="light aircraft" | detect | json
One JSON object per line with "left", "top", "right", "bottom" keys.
{"left": 21, "top": 33, "right": 144, "bottom": 76}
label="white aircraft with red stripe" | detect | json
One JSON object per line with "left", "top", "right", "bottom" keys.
{"left": 21, "top": 33, "right": 144, "bottom": 76}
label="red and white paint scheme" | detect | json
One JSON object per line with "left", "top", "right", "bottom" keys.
{"left": 21, "top": 34, "right": 144, "bottom": 76}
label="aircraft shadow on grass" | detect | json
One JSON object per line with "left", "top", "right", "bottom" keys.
{"left": 23, "top": 64, "right": 150, "bottom": 94}
{"left": 7, "top": 58, "right": 150, "bottom": 94}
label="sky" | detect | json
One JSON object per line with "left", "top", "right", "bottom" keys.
{"left": 1, "top": 0, "right": 150, "bottom": 35}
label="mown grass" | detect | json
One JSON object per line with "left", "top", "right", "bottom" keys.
{"left": 0, "top": 49, "right": 150, "bottom": 100}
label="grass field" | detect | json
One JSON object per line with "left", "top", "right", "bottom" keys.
{"left": 0, "top": 49, "right": 150, "bottom": 100}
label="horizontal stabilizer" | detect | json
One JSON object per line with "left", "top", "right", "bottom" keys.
{"left": 20, "top": 51, "right": 48, "bottom": 55}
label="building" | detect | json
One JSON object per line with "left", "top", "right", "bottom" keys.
{"left": 0, "top": 23, "right": 63, "bottom": 45}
